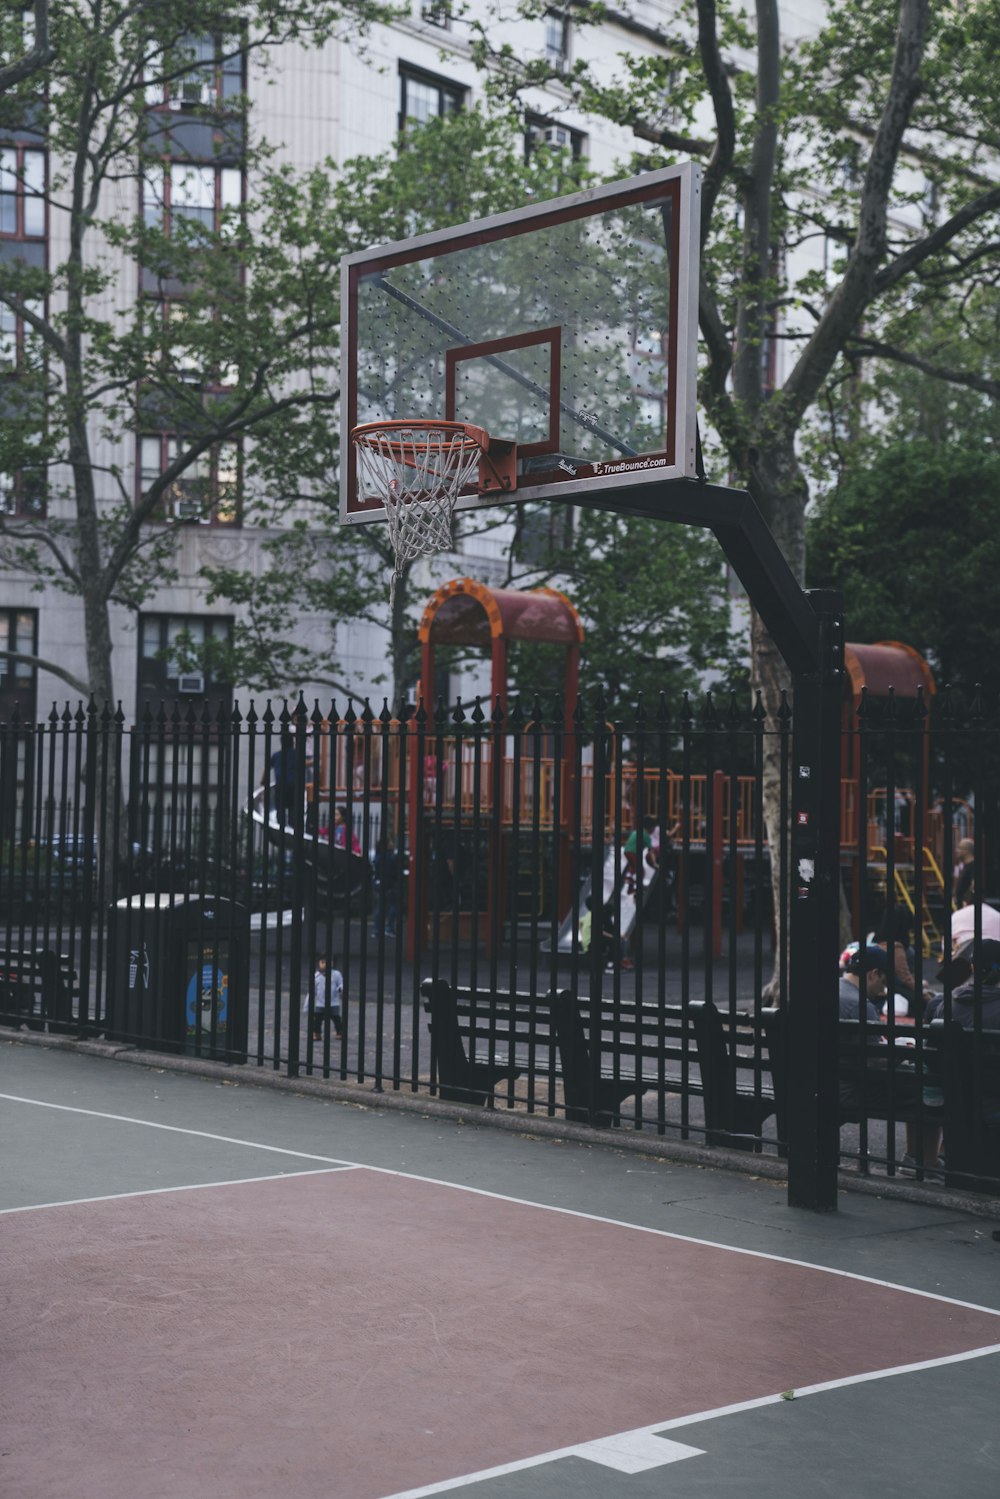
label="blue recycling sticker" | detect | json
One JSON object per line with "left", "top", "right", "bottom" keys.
{"left": 186, "top": 964, "right": 229, "bottom": 1033}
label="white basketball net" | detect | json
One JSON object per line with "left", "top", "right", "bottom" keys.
{"left": 352, "top": 423, "right": 486, "bottom": 607}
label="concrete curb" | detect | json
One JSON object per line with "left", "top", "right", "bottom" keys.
{"left": 4, "top": 1025, "right": 998, "bottom": 1220}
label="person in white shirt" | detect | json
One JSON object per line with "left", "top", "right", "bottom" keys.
{"left": 305, "top": 954, "right": 343, "bottom": 1041}
{"left": 946, "top": 898, "right": 1000, "bottom": 956}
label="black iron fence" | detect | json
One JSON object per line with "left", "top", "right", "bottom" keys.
{"left": 1, "top": 689, "right": 998, "bottom": 1196}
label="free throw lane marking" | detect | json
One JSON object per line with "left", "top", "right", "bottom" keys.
{"left": 0, "top": 1165, "right": 358, "bottom": 1215}
{"left": 0, "top": 1091, "right": 358, "bottom": 1165}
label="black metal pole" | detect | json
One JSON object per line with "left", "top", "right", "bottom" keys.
{"left": 787, "top": 589, "right": 844, "bottom": 1211}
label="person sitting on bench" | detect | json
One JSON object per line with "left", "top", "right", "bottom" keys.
{"left": 840, "top": 945, "right": 942, "bottom": 1173}
{"left": 925, "top": 938, "right": 1000, "bottom": 1125}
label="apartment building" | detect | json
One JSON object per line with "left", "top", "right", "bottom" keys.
{"left": 3, "top": 0, "right": 917, "bottom": 724}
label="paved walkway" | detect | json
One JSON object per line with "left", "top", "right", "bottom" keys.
{"left": 2, "top": 1036, "right": 999, "bottom": 1498}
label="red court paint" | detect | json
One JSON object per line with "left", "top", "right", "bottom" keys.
{"left": 3, "top": 1169, "right": 997, "bottom": 1499}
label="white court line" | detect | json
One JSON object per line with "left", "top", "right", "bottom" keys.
{"left": 0, "top": 1166, "right": 356, "bottom": 1216}
{"left": 4, "top": 1090, "right": 1000, "bottom": 1499}
{"left": 376, "top": 1343, "right": 1000, "bottom": 1499}
{"left": 2, "top": 1089, "right": 999, "bottom": 1319}
{"left": 0, "top": 1092, "right": 358, "bottom": 1167}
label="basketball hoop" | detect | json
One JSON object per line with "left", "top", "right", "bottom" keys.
{"left": 351, "top": 421, "right": 514, "bottom": 606}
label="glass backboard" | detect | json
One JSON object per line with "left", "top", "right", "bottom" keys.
{"left": 341, "top": 162, "right": 701, "bottom": 523}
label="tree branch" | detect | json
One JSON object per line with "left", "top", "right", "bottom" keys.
{"left": 695, "top": 0, "right": 738, "bottom": 242}
{"left": 780, "top": 0, "right": 930, "bottom": 430}
{"left": 0, "top": 0, "right": 52, "bottom": 94}
{"left": 848, "top": 336, "right": 1000, "bottom": 399}
{"left": 0, "top": 289, "right": 69, "bottom": 364}
{"left": 0, "top": 649, "right": 89, "bottom": 698}
{"left": 0, "top": 521, "right": 83, "bottom": 589}
{"left": 733, "top": 0, "right": 780, "bottom": 417}
{"left": 874, "top": 183, "right": 1000, "bottom": 296}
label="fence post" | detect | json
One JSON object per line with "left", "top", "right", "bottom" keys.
{"left": 787, "top": 589, "right": 844, "bottom": 1211}
{"left": 711, "top": 769, "right": 724, "bottom": 959}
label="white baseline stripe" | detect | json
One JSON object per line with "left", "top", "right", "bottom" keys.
{"left": 0, "top": 1092, "right": 358, "bottom": 1166}
{"left": 377, "top": 1344, "right": 1000, "bottom": 1499}
{"left": 2, "top": 1091, "right": 999, "bottom": 1320}
{"left": 0, "top": 1166, "right": 356, "bottom": 1216}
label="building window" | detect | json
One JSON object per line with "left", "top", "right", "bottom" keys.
{"left": 0, "top": 607, "right": 37, "bottom": 721}
{"left": 524, "top": 114, "right": 586, "bottom": 161}
{"left": 139, "top": 434, "right": 240, "bottom": 526}
{"left": 151, "top": 33, "right": 245, "bottom": 111}
{"left": 0, "top": 466, "right": 44, "bottom": 517}
{"left": 398, "top": 66, "right": 465, "bottom": 132}
{"left": 0, "top": 145, "right": 44, "bottom": 238}
{"left": 142, "top": 297, "right": 238, "bottom": 389}
{"left": 0, "top": 294, "right": 43, "bottom": 372}
{"left": 142, "top": 161, "right": 242, "bottom": 236}
{"left": 137, "top": 613, "right": 233, "bottom": 711}
{"left": 544, "top": 11, "right": 569, "bottom": 69}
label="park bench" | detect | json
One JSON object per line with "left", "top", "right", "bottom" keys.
{"left": 927, "top": 1018, "right": 1000, "bottom": 1191}
{"left": 0, "top": 948, "right": 78, "bottom": 1033}
{"left": 549, "top": 989, "right": 705, "bottom": 1129}
{"left": 420, "top": 978, "right": 561, "bottom": 1107}
{"left": 421, "top": 979, "right": 780, "bottom": 1144}
{"left": 551, "top": 992, "right": 778, "bottom": 1141}
{"left": 763, "top": 1010, "right": 942, "bottom": 1157}
{"left": 688, "top": 1000, "right": 782, "bottom": 1149}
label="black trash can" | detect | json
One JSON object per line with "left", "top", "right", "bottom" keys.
{"left": 107, "top": 894, "right": 248, "bottom": 1063}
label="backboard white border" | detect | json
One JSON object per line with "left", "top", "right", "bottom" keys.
{"left": 340, "top": 161, "right": 702, "bottom": 525}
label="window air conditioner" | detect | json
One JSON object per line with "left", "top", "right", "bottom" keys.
{"left": 178, "top": 673, "right": 205, "bottom": 694}
{"left": 171, "top": 82, "right": 211, "bottom": 109}
{"left": 543, "top": 125, "right": 572, "bottom": 148}
{"left": 172, "top": 495, "right": 205, "bottom": 523}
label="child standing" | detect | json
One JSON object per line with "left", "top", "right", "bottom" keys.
{"left": 306, "top": 953, "right": 343, "bottom": 1041}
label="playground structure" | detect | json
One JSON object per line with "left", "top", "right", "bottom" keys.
{"left": 841, "top": 642, "right": 972, "bottom": 955}
{"left": 249, "top": 578, "right": 968, "bottom": 964}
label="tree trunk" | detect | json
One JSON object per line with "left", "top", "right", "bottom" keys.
{"left": 749, "top": 434, "right": 808, "bottom": 999}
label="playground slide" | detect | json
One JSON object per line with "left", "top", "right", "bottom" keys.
{"left": 545, "top": 844, "right": 660, "bottom": 954}
{"left": 247, "top": 787, "right": 369, "bottom": 899}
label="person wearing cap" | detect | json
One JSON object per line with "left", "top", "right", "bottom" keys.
{"left": 839, "top": 944, "right": 890, "bottom": 1021}
{"left": 840, "top": 945, "right": 943, "bottom": 1172}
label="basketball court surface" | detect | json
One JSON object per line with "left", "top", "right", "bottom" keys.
{"left": 2, "top": 1037, "right": 999, "bottom": 1498}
